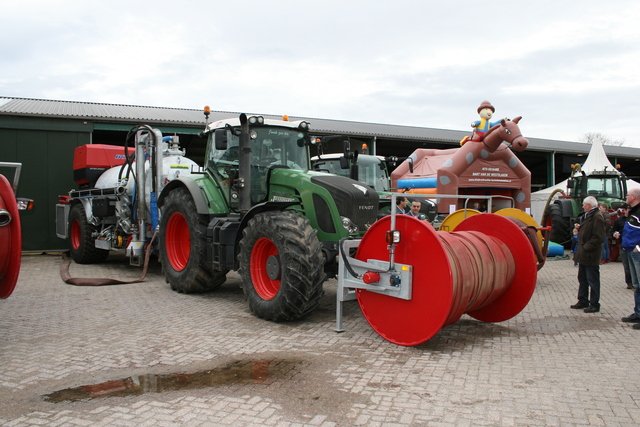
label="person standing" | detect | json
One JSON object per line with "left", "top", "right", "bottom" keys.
{"left": 395, "top": 196, "right": 408, "bottom": 215}
{"left": 612, "top": 205, "right": 633, "bottom": 289}
{"left": 570, "top": 196, "right": 607, "bottom": 313}
{"left": 408, "top": 200, "right": 427, "bottom": 220}
{"left": 621, "top": 188, "right": 640, "bottom": 328}
{"left": 600, "top": 202, "right": 612, "bottom": 263}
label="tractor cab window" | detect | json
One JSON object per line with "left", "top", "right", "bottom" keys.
{"left": 251, "top": 127, "right": 308, "bottom": 171}
{"left": 357, "top": 156, "right": 390, "bottom": 192}
{"left": 205, "top": 126, "right": 309, "bottom": 205}
{"left": 583, "top": 176, "right": 623, "bottom": 199}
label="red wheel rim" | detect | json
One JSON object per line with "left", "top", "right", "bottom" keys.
{"left": 250, "top": 237, "right": 280, "bottom": 300}
{"left": 355, "top": 215, "right": 454, "bottom": 346}
{"left": 165, "top": 212, "right": 190, "bottom": 271}
{"left": 70, "top": 219, "right": 81, "bottom": 250}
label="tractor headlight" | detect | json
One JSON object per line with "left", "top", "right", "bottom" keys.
{"left": 248, "top": 116, "right": 264, "bottom": 125}
{"left": 341, "top": 216, "right": 358, "bottom": 234}
{"left": 298, "top": 121, "right": 310, "bottom": 130}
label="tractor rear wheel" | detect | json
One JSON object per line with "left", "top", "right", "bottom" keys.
{"left": 68, "top": 203, "right": 109, "bottom": 264}
{"left": 239, "top": 211, "right": 325, "bottom": 321}
{"left": 548, "top": 203, "right": 571, "bottom": 248}
{"left": 159, "top": 187, "right": 227, "bottom": 293}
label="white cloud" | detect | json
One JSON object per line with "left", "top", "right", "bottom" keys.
{"left": 1, "top": 0, "right": 640, "bottom": 145}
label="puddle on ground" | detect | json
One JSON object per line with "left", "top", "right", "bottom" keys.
{"left": 43, "top": 359, "right": 299, "bottom": 403}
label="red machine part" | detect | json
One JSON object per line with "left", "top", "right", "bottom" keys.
{"left": 0, "top": 174, "right": 22, "bottom": 299}
{"left": 73, "top": 144, "right": 127, "bottom": 186}
{"left": 354, "top": 213, "right": 537, "bottom": 346}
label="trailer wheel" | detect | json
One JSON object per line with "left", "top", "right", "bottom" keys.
{"left": 68, "top": 203, "right": 109, "bottom": 264}
{"left": 239, "top": 211, "right": 325, "bottom": 321}
{"left": 159, "top": 187, "right": 227, "bottom": 293}
{"left": 548, "top": 203, "right": 571, "bottom": 248}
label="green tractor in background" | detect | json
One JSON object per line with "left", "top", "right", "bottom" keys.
{"left": 545, "top": 163, "right": 627, "bottom": 248}
{"left": 310, "top": 135, "right": 436, "bottom": 220}
{"left": 157, "top": 113, "right": 379, "bottom": 321}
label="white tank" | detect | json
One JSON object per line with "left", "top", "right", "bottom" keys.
{"left": 94, "top": 154, "right": 199, "bottom": 210}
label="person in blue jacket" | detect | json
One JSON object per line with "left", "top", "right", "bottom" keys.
{"left": 620, "top": 188, "right": 640, "bottom": 328}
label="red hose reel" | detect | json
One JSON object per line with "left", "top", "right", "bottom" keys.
{"left": 0, "top": 174, "right": 22, "bottom": 299}
{"left": 337, "top": 213, "right": 538, "bottom": 346}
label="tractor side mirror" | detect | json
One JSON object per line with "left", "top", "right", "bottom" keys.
{"left": 339, "top": 155, "right": 349, "bottom": 170}
{"left": 214, "top": 129, "right": 227, "bottom": 150}
{"left": 567, "top": 179, "right": 575, "bottom": 189}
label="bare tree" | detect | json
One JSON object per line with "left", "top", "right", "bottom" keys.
{"left": 579, "top": 132, "right": 626, "bottom": 147}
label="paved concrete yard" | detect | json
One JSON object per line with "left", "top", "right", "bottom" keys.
{"left": 1, "top": 252, "right": 639, "bottom": 426}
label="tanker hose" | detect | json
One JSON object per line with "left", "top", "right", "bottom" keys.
{"left": 339, "top": 237, "right": 361, "bottom": 279}
{"left": 539, "top": 188, "right": 566, "bottom": 226}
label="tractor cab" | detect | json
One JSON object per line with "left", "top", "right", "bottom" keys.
{"left": 204, "top": 116, "right": 310, "bottom": 207}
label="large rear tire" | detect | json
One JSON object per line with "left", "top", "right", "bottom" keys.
{"left": 68, "top": 203, "right": 109, "bottom": 264}
{"left": 239, "top": 211, "right": 325, "bottom": 321}
{"left": 548, "top": 203, "right": 571, "bottom": 248}
{"left": 158, "top": 187, "right": 227, "bottom": 293}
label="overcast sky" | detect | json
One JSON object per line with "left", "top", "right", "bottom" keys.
{"left": 2, "top": 1, "right": 639, "bottom": 146}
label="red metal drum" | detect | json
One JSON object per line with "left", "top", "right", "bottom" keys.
{"left": 354, "top": 213, "right": 538, "bottom": 346}
{"left": 355, "top": 215, "right": 453, "bottom": 346}
{"left": 0, "top": 174, "right": 22, "bottom": 298}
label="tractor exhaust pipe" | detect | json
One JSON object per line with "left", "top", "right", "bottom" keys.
{"left": 238, "top": 113, "right": 252, "bottom": 212}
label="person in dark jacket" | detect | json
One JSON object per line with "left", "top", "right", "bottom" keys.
{"left": 620, "top": 188, "right": 640, "bottom": 328}
{"left": 600, "top": 202, "right": 612, "bottom": 263}
{"left": 571, "top": 196, "right": 607, "bottom": 313}
{"left": 612, "top": 205, "right": 632, "bottom": 289}
{"left": 395, "top": 196, "right": 408, "bottom": 215}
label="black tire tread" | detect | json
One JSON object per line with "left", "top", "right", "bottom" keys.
{"left": 548, "top": 203, "right": 571, "bottom": 248}
{"left": 158, "top": 187, "right": 227, "bottom": 293}
{"left": 238, "top": 211, "right": 325, "bottom": 321}
{"left": 68, "top": 203, "right": 109, "bottom": 264}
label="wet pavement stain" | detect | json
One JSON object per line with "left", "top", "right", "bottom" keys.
{"left": 43, "top": 360, "right": 299, "bottom": 403}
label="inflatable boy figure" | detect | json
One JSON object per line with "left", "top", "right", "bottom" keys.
{"left": 471, "top": 100, "right": 500, "bottom": 140}
{"left": 461, "top": 100, "right": 501, "bottom": 145}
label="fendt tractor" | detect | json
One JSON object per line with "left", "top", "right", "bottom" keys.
{"left": 309, "top": 135, "right": 439, "bottom": 219}
{"left": 545, "top": 163, "right": 627, "bottom": 247}
{"left": 310, "top": 135, "right": 393, "bottom": 209}
{"left": 157, "top": 112, "right": 379, "bottom": 321}
{"left": 56, "top": 126, "right": 199, "bottom": 265}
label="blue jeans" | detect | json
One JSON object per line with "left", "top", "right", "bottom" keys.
{"left": 620, "top": 249, "right": 632, "bottom": 286}
{"left": 627, "top": 251, "right": 640, "bottom": 316}
{"left": 602, "top": 240, "right": 610, "bottom": 261}
{"left": 577, "top": 264, "right": 600, "bottom": 309}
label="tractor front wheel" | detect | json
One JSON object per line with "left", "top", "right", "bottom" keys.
{"left": 159, "top": 187, "right": 227, "bottom": 293}
{"left": 68, "top": 203, "right": 109, "bottom": 264}
{"left": 548, "top": 203, "right": 571, "bottom": 248}
{"left": 239, "top": 211, "right": 325, "bottom": 321}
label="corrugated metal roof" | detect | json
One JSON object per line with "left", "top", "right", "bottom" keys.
{"left": 0, "top": 97, "right": 638, "bottom": 158}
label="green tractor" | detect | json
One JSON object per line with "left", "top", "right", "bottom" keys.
{"left": 157, "top": 113, "right": 379, "bottom": 321}
{"left": 546, "top": 164, "right": 627, "bottom": 247}
{"left": 310, "top": 135, "right": 436, "bottom": 220}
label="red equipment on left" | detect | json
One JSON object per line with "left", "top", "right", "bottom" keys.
{"left": 0, "top": 162, "right": 34, "bottom": 299}
{"left": 0, "top": 174, "right": 23, "bottom": 298}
